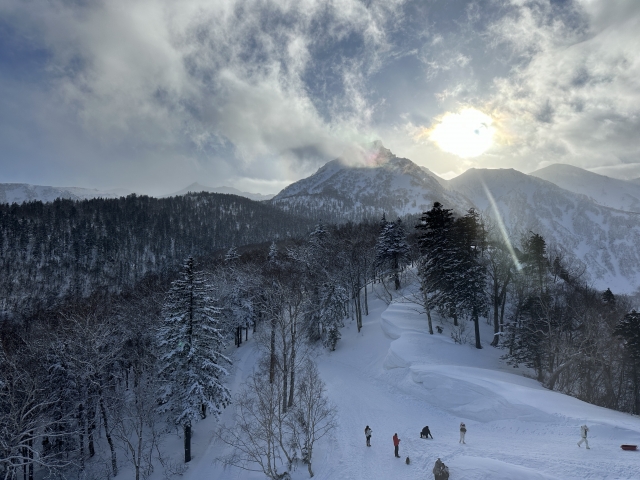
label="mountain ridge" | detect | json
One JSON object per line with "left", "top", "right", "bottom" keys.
{"left": 0, "top": 183, "right": 130, "bottom": 204}
{"left": 530, "top": 163, "right": 640, "bottom": 213}
{"left": 164, "top": 182, "right": 275, "bottom": 201}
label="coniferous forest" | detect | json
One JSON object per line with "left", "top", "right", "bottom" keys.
{"left": 1, "top": 197, "right": 640, "bottom": 479}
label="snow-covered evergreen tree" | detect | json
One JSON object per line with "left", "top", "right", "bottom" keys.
{"left": 375, "top": 217, "right": 411, "bottom": 290}
{"left": 319, "top": 282, "right": 348, "bottom": 350}
{"left": 157, "top": 257, "right": 231, "bottom": 462}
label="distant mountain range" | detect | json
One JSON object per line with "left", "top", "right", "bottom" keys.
{"left": 0, "top": 183, "right": 130, "bottom": 204}
{"left": 0, "top": 182, "right": 275, "bottom": 204}
{"left": 268, "top": 144, "right": 640, "bottom": 294}
{"left": 164, "top": 183, "right": 275, "bottom": 201}
{"left": 531, "top": 164, "right": 640, "bottom": 213}
{"left": 4, "top": 148, "right": 639, "bottom": 293}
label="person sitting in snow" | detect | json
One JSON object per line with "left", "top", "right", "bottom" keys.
{"left": 459, "top": 422, "right": 466, "bottom": 444}
{"left": 420, "top": 425, "right": 433, "bottom": 439}
{"left": 433, "top": 458, "right": 449, "bottom": 480}
{"left": 577, "top": 424, "right": 590, "bottom": 449}
{"left": 365, "top": 425, "right": 372, "bottom": 447}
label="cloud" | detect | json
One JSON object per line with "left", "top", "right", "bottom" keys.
{"left": 1, "top": 0, "right": 639, "bottom": 192}
{"left": 0, "top": 0, "right": 403, "bottom": 193}
{"left": 481, "top": 0, "right": 640, "bottom": 176}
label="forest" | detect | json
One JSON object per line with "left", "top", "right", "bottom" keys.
{"left": 1, "top": 198, "right": 639, "bottom": 479}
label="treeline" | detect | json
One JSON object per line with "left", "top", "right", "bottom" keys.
{"left": 0, "top": 193, "right": 314, "bottom": 315}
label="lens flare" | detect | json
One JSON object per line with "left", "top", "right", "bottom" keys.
{"left": 429, "top": 108, "right": 494, "bottom": 158}
{"left": 480, "top": 179, "right": 522, "bottom": 272}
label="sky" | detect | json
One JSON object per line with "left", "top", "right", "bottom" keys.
{"left": 1, "top": 0, "right": 639, "bottom": 196}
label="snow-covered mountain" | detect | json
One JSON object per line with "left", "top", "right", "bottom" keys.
{"left": 449, "top": 168, "right": 640, "bottom": 293}
{"left": 531, "top": 164, "right": 640, "bottom": 213}
{"left": 270, "top": 143, "right": 472, "bottom": 222}
{"left": 269, "top": 146, "right": 640, "bottom": 292}
{"left": 0, "top": 183, "right": 130, "bottom": 204}
{"left": 166, "top": 182, "right": 274, "bottom": 201}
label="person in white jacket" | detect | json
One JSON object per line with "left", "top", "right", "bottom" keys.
{"left": 577, "top": 424, "right": 590, "bottom": 449}
{"left": 459, "top": 422, "right": 466, "bottom": 444}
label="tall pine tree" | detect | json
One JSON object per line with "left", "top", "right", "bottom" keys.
{"left": 376, "top": 217, "right": 411, "bottom": 290}
{"left": 157, "top": 257, "right": 231, "bottom": 462}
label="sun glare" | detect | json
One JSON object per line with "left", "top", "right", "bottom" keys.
{"left": 429, "top": 108, "right": 494, "bottom": 158}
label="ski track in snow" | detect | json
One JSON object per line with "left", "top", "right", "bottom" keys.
{"left": 171, "top": 288, "right": 640, "bottom": 480}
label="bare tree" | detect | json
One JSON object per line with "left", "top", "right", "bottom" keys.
{"left": 112, "top": 368, "right": 163, "bottom": 480}
{"left": 289, "top": 360, "right": 336, "bottom": 478}
{"left": 216, "top": 368, "right": 292, "bottom": 480}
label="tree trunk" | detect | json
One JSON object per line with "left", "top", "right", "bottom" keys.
{"left": 288, "top": 309, "right": 296, "bottom": 409}
{"left": 364, "top": 281, "right": 369, "bottom": 316}
{"left": 634, "top": 362, "right": 640, "bottom": 415}
{"left": 269, "top": 315, "right": 277, "bottom": 384}
{"left": 282, "top": 348, "right": 289, "bottom": 414}
{"left": 28, "top": 437, "right": 33, "bottom": 480}
{"left": 87, "top": 400, "right": 96, "bottom": 458}
{"left": 78, "top": 403, "right": 85, "bottom": 471}
{"left": 184, "top": 424, "right": 191, "bottom": 463}
{"left": 99, "top": 391, "right": 118, "bottom": 477}
{"left": 473, "top": 312, "right": 482, "bottom": 349}
{"left": 491, "top": 279, "right": 500, "bottom": 347}
{"left": 426, "top": 308, "right": 434, "bottom": 335}
{"left": 356, "top": 290, "right": 362, "bottom": 332}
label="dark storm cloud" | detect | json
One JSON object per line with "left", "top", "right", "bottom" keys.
{"left": 0, "top": 0, "right": 639, "bottom": 194}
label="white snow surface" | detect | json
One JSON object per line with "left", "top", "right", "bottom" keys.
{"left": 131, "top": 287, "right": 640, "bottom": 480}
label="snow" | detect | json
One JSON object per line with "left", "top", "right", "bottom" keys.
{"left": 118, "top": 285, "right": 640, "bottom": 480}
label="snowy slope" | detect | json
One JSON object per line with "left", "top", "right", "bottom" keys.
{"left": 162, "top": 286, "right": 640, "bottom": 480}
{"left": 0, "top": 183, "right": 130, "bottom": 204}
{"left": 531, "top": 164, "right": 640, "bottom": 213}
{"left": 449, "top": 168, "right": 640, "bottom": 294}
{"left": 270, "top": 143, "right": 471, "bottom": 222}
{"left": 165, "top": 182, "right": 275, "bottom": 201}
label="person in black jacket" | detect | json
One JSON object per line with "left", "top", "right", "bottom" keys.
{"left": 420, "top": 426, "right": 433, "bottom": 439}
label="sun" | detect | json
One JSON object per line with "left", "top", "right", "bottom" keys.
{"left": 428, "top": 108, "right": 495, "bottom": 158}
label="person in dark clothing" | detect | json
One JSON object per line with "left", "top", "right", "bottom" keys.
{"left": 365, "top": 426, "right": 372, "bottom": 447}
{"left": 393, "top": 433, "right": 401, "bottom": 457}
{"left": 420, "top": 426, "right": 433, "bottom": 439}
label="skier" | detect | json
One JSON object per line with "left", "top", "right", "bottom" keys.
{"left": 433, "top": 458, "right": 450, "bottom": 480}
{"left": 420, "top": 425, "right": 433, "bottom": 439}
{"left": 365, "top": 425, "right": 372, "bottom": 447}
{"left": 459, "top": 422, "right": 466, "bottom": 444}
{"left": 577, "top": 424, "right": 590, "bottom": 449}
{"left": 393, "top": 433, "right": 401, "bottom": 458}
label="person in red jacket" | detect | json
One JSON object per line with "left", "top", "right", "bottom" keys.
{"left": 393, "top": 433, "right": 401, "bottom": 458}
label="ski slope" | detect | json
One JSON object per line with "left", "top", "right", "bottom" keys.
{"left": 154, "top": 286, "right": 640, "bottom": 479}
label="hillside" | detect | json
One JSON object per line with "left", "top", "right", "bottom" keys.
{"left": 531, "top": 164, "right": 640, "bottom": 213}
{"left": 172, "top": 285, "right": 640, "bottom": 480}
{"left": 448, "top": 168, "right": 640, "bottom": 294}
{"left": 0, "top": 193, "right": 313, "bottom": 312}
